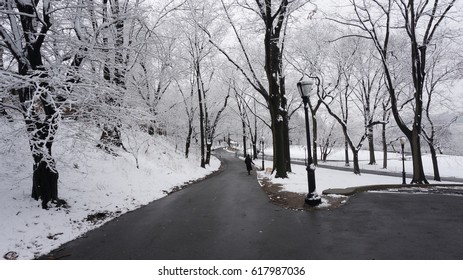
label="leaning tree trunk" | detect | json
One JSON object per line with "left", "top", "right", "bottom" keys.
{"left": 428, "top": 142, "right": 441, "bottom": 181}
{"left": 185, "top": 121, "right": 193, "bottom": 158}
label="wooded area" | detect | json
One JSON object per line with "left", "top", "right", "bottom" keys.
{"left": 1, "top": 0, "right": 462, "bottom": 208}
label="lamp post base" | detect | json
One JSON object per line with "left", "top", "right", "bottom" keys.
{"left": 305, "top": 193, "right": 322, "bottom": 206}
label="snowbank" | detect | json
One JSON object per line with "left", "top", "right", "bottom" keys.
{"left": 0, "top": 120, "right": 220, "bottom": 259}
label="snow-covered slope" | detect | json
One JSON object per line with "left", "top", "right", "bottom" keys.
{"left": 0, "top": 119, "right": 220, "bottom": 259}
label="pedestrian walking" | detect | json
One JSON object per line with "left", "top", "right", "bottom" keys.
{"left": 244, "top": 154, "right": 254, "bottom": 175}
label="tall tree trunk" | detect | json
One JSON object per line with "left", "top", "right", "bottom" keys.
{"left": 280, "top": 78, "right": 291, "bottom": 173}
{"left": 111, "top": 0, "right": 125, "bottom": 87}
{"left": 0, "top": 47, "right": 7, "bottom": 118}
{"left": 185, "top": 122, "right": 193, "bottom": 158}
{"left": 368, "top": 125, "right": 376, "bottom": 165}
{"left": 195, "top": 61, "right": 206, "bottom": 168}
{"left": 99, "top": 0, "right": 123, "bottom": 149}
{"left": 409, "top": 130, "right": 428, "bottom": 184}
{"left": 205, "top": 142, "right": 212, "bottom": 164}
{"left": 312, "top": 115, "right": 318, "bottom": 166}
{"left": 382, "top": 122, "right": 388, "bottom": 169}
{"left": 344, "top": 137, "right": 350, "bottom": 167}
{"left": 283, "top": 113, "right": 292, "bottom": 172}
{"left": 263, "top": 1, "right": 290, "bottom": 178}
{"left": 352, "top": 150, "right": 360, "bottom": 175}
{"left": 204, "top": 108, "right": 210, "bottom": 165}
{"left": 242, "top": 119, "right": 247, "bottom": 157}
{"left": 270, "top": 100, "right": 287, "bottom": 178}
{"left": 3, "top": 1, "right": 64, "bottom": 209}
{"left": 26, "top": 86, "right": 62, "bottom": 209}
{"left": 429, "top": 142, "right": 441, "bottom": 181}
{"left": 0, "top": 45, "right": 3, "bottom": 70}
{"left": 252, "top": 139, "right": 258, "bottom": 160}
{"left": 252, "top": 102, "right": 258, "bottom": 160}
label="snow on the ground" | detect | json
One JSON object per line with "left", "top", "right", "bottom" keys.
{"left": 263, "top": 145, "right": 463, "bottom": 179}
{"left": 0, "top": 120, "right": 220, "bottom": 260}
{"left": 2, "top": 120, "right": 462, "bottom": 260}
{"left": 254, "top": 145, "right": 463, "bottom": 200}
{"left": 257, "top": 160, "right": 453, "bottom": 196}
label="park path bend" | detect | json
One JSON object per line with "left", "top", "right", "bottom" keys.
{"left": 42, "top": 149, "right": 463, "bottom": 260}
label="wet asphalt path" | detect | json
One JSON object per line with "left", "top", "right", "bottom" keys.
{"left": 42, "top": 149, "right": 463, "bottom": 259}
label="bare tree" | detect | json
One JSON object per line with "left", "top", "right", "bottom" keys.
{"left": 286, "top": 21, "right": 341, "bottom": 167}
{"left": 204, "top": 81, "right": 231, "bottom": 164}
{"left": 351, "top": 45, "right": 386, "bottom": 165}
{"left": 331, "top": 0, "right": 457, "bottom": 183}
{"left": 0, "top": 0, "right": 64, "bottom": 208}
{"left": 421, "top": 42, "right": 462, "bottom": 181}
{"left": 316, "top": 38, "right": 372, "bottom": 174}
{"left": 232, "top": 81, "right": 267, "bottom": 159}
{"left": 176, "top": 78, "right": 197, "bottom": 158}
{"left": 380, "top": 94, "right": 392, "bottom": 169}
{"left": 199, "top": 0, "right": 311, "bottom": 178}
{"left": 319, "top": 121, "right": 338, "bottom": 162}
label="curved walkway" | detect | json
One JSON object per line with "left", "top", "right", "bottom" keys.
{"left": 41, "top": 149, "right": 463, "bottom": 259}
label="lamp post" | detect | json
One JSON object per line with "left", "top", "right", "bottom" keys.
{"left": 297, "top": 78, "right": 321, "bottom": 206}
{"left": 260, "top": 136, "right": 265, "bottom": 170}
{"left": 400, "top": 136, "right": 407, "bottom": 184}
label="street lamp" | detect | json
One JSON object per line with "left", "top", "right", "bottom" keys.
{"left": 400, "top": 136, "right": 407, "bottom": 184}
{"left": 260, "top": 136, "right": 265, "bottom": 170}
{"left": 297, "top": 78, "right": 321, "bottom": 206}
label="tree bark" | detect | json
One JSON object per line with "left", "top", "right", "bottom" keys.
{"left": 185, "top": 123, "right": 193, "bottom": 158}
{"left": 382, "top": 122, "right": 388, "bottom": 169}
{"left": 1, "top": 0, "right": 64, "bottom": 209}
{"left": 347, "top": 0, "right": 455, "bottom": 183}
{"left": 242, "top": 119, "right": 247, "bottom": 157}
{"left": 99, "top": 0, "right": 123, "bottom": 149}
{"left": 270, "top": 99, "right": 287, "bottom": 178}
{"left": 312, "top": 115, "right": 318, "bottom": 166}
{"left": 262, "top": 0, "right": 290, "bottom": 178}
{"left": 368, "top": 126, "right": 376, "bottom": 165}
{"left": 429, "top": 142, "right": 441, "bottom": 181}
{"left": 352, "top": 150, "right": 360, "bottom": 175}
{"left": 283, "top": 112, "right": 292, "bottom": 172}
{"left": 409, "top": 129, "right": 428, "bottom": 184}
{"left": 344, "top": 138, "right": 350, "bottom": 167}
{"left": 195, "top": 60, "right": 206, "bottom": 168}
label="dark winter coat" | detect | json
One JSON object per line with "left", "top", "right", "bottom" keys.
{"left": 245, "top": 155, "right": 253, "bottom": 171}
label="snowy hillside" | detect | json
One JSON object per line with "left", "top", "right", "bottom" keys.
{"left": 0, "top": 119, "right": 220, "bottom": 260}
